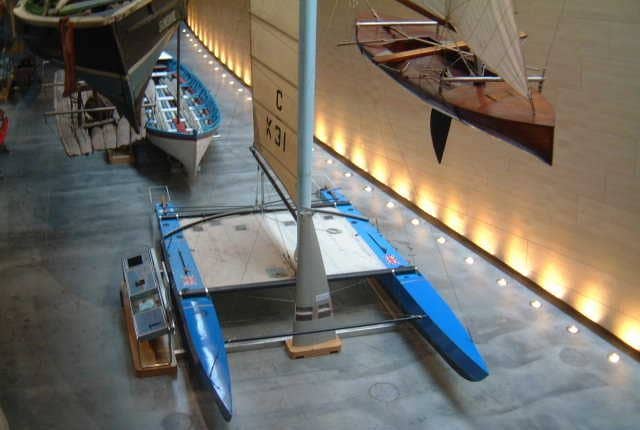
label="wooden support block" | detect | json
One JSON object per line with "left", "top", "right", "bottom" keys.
{"left": 284, "top": 337, "right": 342, "bottom": 359}
{"left": 121, "top": 284, "right": 177, "bottom": 377}
{"left": 107, "top": 146, "right": 134, "bottom": 165}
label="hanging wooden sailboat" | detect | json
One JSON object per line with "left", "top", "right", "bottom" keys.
{"left": 355, "top": 0, "right": 555, "bottom": 164}
{"left": 145, "top": 52, "right": 222, "bottom": 176}
{"left": 13, "top": 0, "right": 186, "bottom": 131}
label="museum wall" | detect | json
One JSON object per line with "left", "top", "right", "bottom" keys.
{"left": 187, "top": 0, "right": 640, "bottom": 351}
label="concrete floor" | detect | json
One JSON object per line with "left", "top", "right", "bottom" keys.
{"left": 1, "top": 27, "right": 639, "bottom": 429}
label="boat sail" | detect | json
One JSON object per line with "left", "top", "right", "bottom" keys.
{"left": 408, "top": 0, "right": 529, "bottom": 97}
{"left": 356, "top": 0, "right": 555, "bottom": 164}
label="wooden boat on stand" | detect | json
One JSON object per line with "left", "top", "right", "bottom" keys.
{"left": 48, "top": 70, "right": 148, "bottom": 156}
{"left": 13, "top": 0, "right": 186, "bottom": 131}
{"left": 355, "top": 0, "right": 555, "bottom": 164}
{"left": 145, "top": 52, "right": 222, "bottom": 176}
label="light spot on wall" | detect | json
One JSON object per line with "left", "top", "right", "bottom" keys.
{"left": 392, "top": 177, "right": 412, "bottom": 200}
{"left": 315, "top": 117, "right": 328, "bottom": 142}
{"left": 505, "top": 238, "right": 530, "bottom": 276}
{"left": 371, "top": 157, "right": 389, "bottom": 185}
{"left": 576, "top": 295, "right": 604, "bottom": 323}
{"left": 444, "top": 208, "right": 466, "bottom": 235}
{"left": 617, "top": 322, "right": 640, "bottom": 350}
{"left": 351, "top": 147, "right": 368, "bottom": 171}
{"left": 332, "top": 130, "right": 347, "bottom": 156}
{"left": 472, "top": 225, "right": 497, "bottom": 255}
{"left": 539, "top": 265, "right": 568, "bottom": 299}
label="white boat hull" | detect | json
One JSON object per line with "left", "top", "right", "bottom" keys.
{"left": 147, "top": 132, "right": 213, "bottom": 176}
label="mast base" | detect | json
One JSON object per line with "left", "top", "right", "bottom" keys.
{"left": 285, "top": 337, "right": 342, "bottom": 359}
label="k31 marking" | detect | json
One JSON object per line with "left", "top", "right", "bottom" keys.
{"left": 264, "top": 88, "right": 287, "bottom": 152}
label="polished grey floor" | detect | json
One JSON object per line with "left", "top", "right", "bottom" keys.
{"left": 1, "top": 28, "right": 639, "bottom": 430}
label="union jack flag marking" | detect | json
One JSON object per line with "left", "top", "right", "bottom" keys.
{"left": 385, "top": 254, "right": 399, "bottom": 266}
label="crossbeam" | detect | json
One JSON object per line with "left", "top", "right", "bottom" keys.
{"left": 373, "top": 40, "right": 468, "bottom": 64}
{"left": 179, "top": 265, "right": 417, "bottom": 297}
{"left": 442, "top": 75, "right": 544, "bottom": 83}
{"left": 357, "top": 20, "right": 438, "bottom": 26}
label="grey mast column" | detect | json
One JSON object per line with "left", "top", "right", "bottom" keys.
{"left": 285, "top": 0, "right": 341, "bottom": 356}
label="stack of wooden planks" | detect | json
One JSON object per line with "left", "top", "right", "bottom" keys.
{"left": 53, "top": 70, "right": 147, "bottom": 156}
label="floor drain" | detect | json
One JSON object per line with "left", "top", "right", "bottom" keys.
{"left": 368, "top": 382, "right": 399, "bottom": 402}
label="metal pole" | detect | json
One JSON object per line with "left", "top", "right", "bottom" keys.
{"left": 296, "top": 0, "right": 317, "bottom": 211}
{"left": 176, "top": 25, "right": 181, "bottom": 125}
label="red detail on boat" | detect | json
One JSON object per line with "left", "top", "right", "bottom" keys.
{"left": 0, "top": 110, "right": 8, "bottom": 147}
{"left": 59, "top": 17, "right": 77, "bottom": 97}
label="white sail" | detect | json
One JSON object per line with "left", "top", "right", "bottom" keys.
{"left": 413, "top": 0, "right": 529, "bottom": 98}
{"left": 250, "top": 0, "right": 300, "bottom": 201}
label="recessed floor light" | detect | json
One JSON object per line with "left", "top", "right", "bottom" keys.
{"left": 465, "top": 256, "right": 474, "bottom": 265}
{"left": 386, "top": 201, "right": 395, "bottom": 209}
{"left": 530, "top": 299, "right": 542, "bottom": 309}
{"left": 566, "top": 325, "right": 579, "bottom": 334}
{"left": 344, "top": 172, "right": 352, "bottom": 178}
{"left": 363, "top": 185, "right": 373, "bottom": 192}
{"left": 410, "top": 218, "right": 420, "bottom": 226}
{"left": 437, "top": 236, "right": 446, "bottom": 244}
{"left": 497, "top": 278, "right": 507, "bottom": 287}
{"left": 608, "top": 352, "right": 620, "bottom": 364}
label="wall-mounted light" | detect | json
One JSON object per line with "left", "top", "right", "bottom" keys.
{"left": 246, "top": 96, "right": 253, "bottom": 101}
{"left": 437, "top": 236, "right": 446, "bottom": 244}
{"left": 238, "top": 88, "right": 244, "bottom": 92}
{"left": 386, "top": 201, "right": 395, "bottom": 209}
{"left": 208, "top": 61, "right": 214, "bottom": 65}
{"left": 326, "top": 159, "right": 334, "bottom": 165}
{"left": 496, "top": 278, "right": 507, "bottom": 287}
{"left": 465, "top": 256, "right": 474, "bottom": 265}
{"left": 410, "top": 218, "right": 420, "bottom": 226}
{"left": 222, "top": 73, "right": 227, "bottom": 78}
{"left": 608, "top": 352, "right": 620, "bottom": 364}
{"left": 363, "top": 185, "right": 373, "bottom": 193}
{"left": 344, "top": 172, "right": 352, "bottom": 178}
{"left": 566, "top": 325, "right": 579, "bottom": 335}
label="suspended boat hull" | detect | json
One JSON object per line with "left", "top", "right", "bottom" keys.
{"left": 146, "top": 59, "right": 222, "bottom": 176}
{"left": 355, "top": 15, "right": 555, "bottom": 164}
{"left": 13, "top": 0, "right": 185, "bottom": 130}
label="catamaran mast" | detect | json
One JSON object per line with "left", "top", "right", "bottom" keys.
{"left": 290, "top": 0, "right": 337, "bottom": 348}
